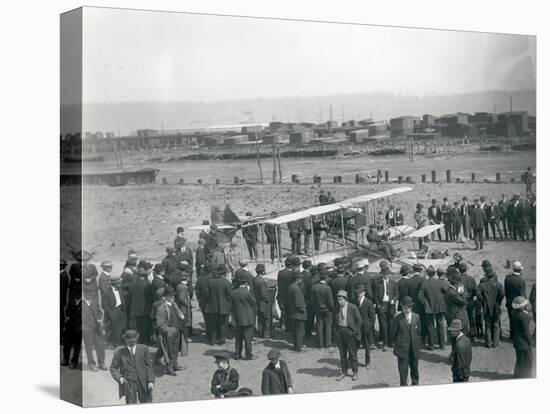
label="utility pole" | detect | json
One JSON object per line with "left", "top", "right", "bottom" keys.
{"left": 510, "top": 96, "right": 513, "bottom": 112}
{"left": 272, "top": 145, "right": 277, "bottom": 184}
{"left": 255, "top": 130, "right": 263, "bottom": 183}
{"left": 329, "top": 105, "right": 333, "bottom": 133}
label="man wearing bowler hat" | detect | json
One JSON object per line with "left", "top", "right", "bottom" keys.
{"left": 261, "top": 349, "right": 294, "bottom": 395}
{"left": 444, "top": 268, "right": 469, "bottom": 340}
{"left": 419, "top": 265, "right": 448, "bottom": 350}
{"left": 478, "top": 260, "right": 504, "bottom": 348}
{"left": 230, "top": 272, "right": 257, "bottom": 360}
{"left": 253, "top": 264, "right": 271, "bottom": 338}
{"left": 390, "top": 296, "right": 421, "bottom": 386}
{"left": 110, "top": 329, "right": 155, "bottom": 404}
{"left": 448, "top": 319, "right": 472, "bottom": 382}
{"left": 206, "top": 264, "right": 233, "bottom": 345}
{"left": 354, "top": 284, "right": 375, "bottom": 369}
{"left": 288, "top": 270, "right": 307, "bottom": 352}
{"left": 334, "top": 290, "right": 362, "bottom": 381}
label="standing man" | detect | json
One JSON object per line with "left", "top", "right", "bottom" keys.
{"left": 60, "top": 259, "right": 70, "bottom": 343}
{"left": 445, "top": 269, "right": 469, "bottom": 338}
{"left": 110, "top": 329, "right": 155, "bottom": 404}
{"left": 264, "top": 212, "right": 282, "bottom": 264}
{"left": 355, "top": 284, "right": 376, "bottom": 370}
{"left": 334, "top": 290, "right": 362, "bottom": 381}
{"left": 62, "top": 290, "right": 82, "bottom": 369}
{"left": 450, "top": 201, "right": 461, "bottom": 241}
{"left": 470, "top": 199, "right": 486, "bottom": 250}
{"left": 346, "top": 259, "right": 373, "bottom": 302}
{"left": 312, "top": 216, "right": 326, "bottom": 252}
{"left": 261, "top": 349, "right": 294, "bottom": 395}
{"left": 448, "top": 319, "right": 472, "bottom": 383}
{"left": 390, "top": 296, "right": 421, "bottom": 386}
{"left": 195, "top": 239, "right": 207, "bottom": 278}
{"left": 478, "top": 260, "right": 504, "bottom": 348}
{"left": 510, "top": 296, "right": 533, "bottom": 378}
{"left": 102, "top": 274, "right": 127, "bottom": 347}
{"left": 408, "top": 264, "right": 427, "bottom": 345}
{"left": 288, "top": 270, "right": 307, "bottom": 352}
{"left": 487, "top": 199, "right": 502, "bottom": 240}
{"left": 374, "top": 263, "right": 398, "bottom": 350}
{"left": 155, "top": 287, "right": 184, "bottom": 376}
{"left": 233, "top": 259, "right": 255, "bottom": 293}
{"left": 479, "top": 196, "right": 490, "bottom": 239}
{"left": 528, "top": 195, "right": 536, "bottom": 241}
{"left": 460, "top": 197, "right": 471, "bottom": 240}
{"left": 441, "top": 198, "right": 452, "bottom": 242}
{"left": 206, "top": 264, "right": 233, "bottom": 345}
{"left": 301, "top": 260, "right": 315, "bottom": 338}
{"left": 277, "top": 257, "right": 293, "bottom": 331}
{"left": 231, "top": 273, "right": 257, "bottom": 360}
{"left": 395, "top": 207, "right": 405, "bottom": 226}
{"left": 385, "top": 205, "right": 397, "bottom": 226}
{"left": 319, "top": 190, "right": 329, "bottom": 205}
{"left": 458, "top": 263, "right": 478, "bottom": 339}
{"left": 312, "top": 270, "right": 334, "bottom": 348}
{"left": 242, "top": 212, "right": 259, "bottom": 260}
{"left": 499, "top": 194, "right": 509, "bottom": 238}
{"left": 128, "top": 267, "right": 151, "bottom": 344}
{"left": 253, "top": 264, "right": 271, "bottom": 339}
{"left": 504, "top": 261, "right": 526, "bottom": 339}
{"left": 524, "top": 166, "right": 534, "bottom": 195}
{"left": 419, "top": 265, "right": 448, "bottom": 350}
{"left": 174, "top": 226, "right": 187, "bottom": 249}
{"left": 288, "top": 220, "right": 302, "bottom": 256}
{"left": 98, "top": 260, "right": 113, "bottom": 297}
{"left": 428, "top": 199, "right": 443, "bottom": 241}
{"left": 82, "top": 289, "right": 106, "bottom": 371}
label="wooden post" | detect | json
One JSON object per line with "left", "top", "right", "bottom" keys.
{"left": 406, "top": 176, "right": 412, "bottom": 184}
{"left": 421, "top": 174, "right": 426, "bottom": 183}
{"left": 431, "top": 170, "right": 436, "bottom": 183}
{"left": 234, "top": 176, "right": 239, "bottom": 184}
{"left": 355, "top": 174, "right": 360, "bottom": 184}
{"left": 215, "top": 178, "right": 220, "bottom": 184}
{"left": 292, "top": 174, "right": 298, "bottom": 183}
{"left": 496, "top": 172, "right": 501, "bottom": 182}
{"left": 385, "top": 170, "right": 389, "bottom": 183}
{"left": 446, "top": 169, "right": 451, "bottom": 183}
{"left": 162, "top": 178, "right": 168, "bottom": 184}
{"left": 179, "top": 178, "right": 184, "bottom": 185}
{"left": 272, "top": 145, "right": 277, "bottom": 184}
{"left": 333, "top": 176, "right": 338, "bottom": 183}
{"left": 277, "top": 148, "right": 283, "bottom": 184}
{"left": 471, "top": 173, "right": 476, "bottom": 182}
{"left": 197, "top": 178, "right": 203, "bottom": 184}
{"left": 398, "top": 176, "right": 403, "bottom": 184}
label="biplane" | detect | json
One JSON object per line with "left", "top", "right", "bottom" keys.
{"left": 187, "top": 187, "right": 453, "bottom": 279}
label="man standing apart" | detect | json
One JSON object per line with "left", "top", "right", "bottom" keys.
{"left": 261, "top": 349, "right": 294, "bottom": 395}
{"left": 504, "top": 261, "right": 526, "bottom": 339}
{"left": 510, "top": 296, "right": 533, "bottom": 378}
{"left": 355, "top": 284, "right": 375, "bottom": 369}
{"left": 110, "top": 329, "right": 155, "bottom": 404}
{"left": 390, "top": 296, "right": 421, "bottom": 386}
{"left": 334, "top": 290, "right": 362, "bottom": 381}
{"left": 448, "top": 319, "right": 472, "bottom": 383}
{"left": 470, "top": 199, "right": 485, "bottom": 250}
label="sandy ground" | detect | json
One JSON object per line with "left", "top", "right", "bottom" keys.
{"left": 60, "top": 151, "right": 537, "bottom": 407}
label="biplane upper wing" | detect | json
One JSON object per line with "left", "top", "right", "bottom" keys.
{"left": 406, "top": 223, "right": 445, "bottom": 239}
{"left": 187, "top": 224, "right": 235, "bottom": 231}
{"left": 260, "top": 187, "right": 414, "bottom": 225}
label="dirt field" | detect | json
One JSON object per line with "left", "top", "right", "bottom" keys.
{"left": 60, "top": 150, "right": 536, "bottom": 407}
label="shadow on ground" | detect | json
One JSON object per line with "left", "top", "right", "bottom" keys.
{"left": 297, "top": 367, "right": 340, "bottom": 378}
{"left": 470, "top": 370, "right": 514, "bottom": 381}
{"left": 351, "top": 383, "right": 390, "bottom": 390}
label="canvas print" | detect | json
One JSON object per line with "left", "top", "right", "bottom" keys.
{"left": 60, "top": 7, "right": 536, "bottom": 407}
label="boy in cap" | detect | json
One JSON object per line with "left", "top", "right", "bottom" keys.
{"left": 261, "top": 349, "right": 294, "bottom": 395}
{"left": 334, "top": 290, "right": 362, "bottom": 381}
{"left": 253, "top": 264, "right": 271, "bottom": 338}
{"left": 211, "top": 352, "right": 242, "bottom": 398}
{"left": 110, "top": 329, "right": 155, "bottom": 404}
{"left": 448, "top": 319, "right": 472, "bottom": 382}
{"left": 510, "top": 296, "right": 533, "bottom": 378}
{"left": 355, "top": 284, "right": 375, "bottom": 369}
{"left": 390, "top": 296, "right": 421, "bottom": 386}
{"left": 504, "top": 261, "right": 526, "bottom": 339}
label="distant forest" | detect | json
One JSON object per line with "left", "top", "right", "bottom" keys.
{"left": 62, "top": 89, "right": 535, "bottom": 136}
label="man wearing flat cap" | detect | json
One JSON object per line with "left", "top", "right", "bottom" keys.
{"left": 288, "top": 270, "right": 307, "bottom": 352}
{"left": 110, "top": 329, "right": 155, "bottom": 404}
{"left": 334, "top": 290, "right": 362, "bottom": 381}
{"left": 98, "top": 260, "right": 113, "bottom": 298}
{"left": 211, "top": 352, "right": 245, "bottom": 398}
{"left": 419, "top": 265, "right": 448, "bottom": 350}
{"left": 390, "top": 296, "right": 421, "bottom": 386}
{"left": 448, "top": 319, "right": 472, "bottom": 382}
{"left": 510, "top": 296, "right": 533, "bottom": 378}
{"left": 253, "top": 264, "right": 271, "bottom": 338}
{"left": 477, "top": 260, "right": 504, "bottom": 347}
{"left": 504, "top": 261, "right": 526, "bottom": 340}
{"left": 231, "top": 272, "right": 257, "bottom": 360}
{"left": 205, "top": 264, "right": 233, "bottom": 345}
{"left": 374, "top": 262, "right": 398, "bottom": 350}
{"left": 261, "top": 349, "right": 294, "bottom": 395}
{"left": 354, "top": 284, "right": 376, "bottom": 369}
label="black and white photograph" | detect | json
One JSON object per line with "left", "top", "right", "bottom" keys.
{"left": 57, "top": 4, "right": 538, "bottom": 408}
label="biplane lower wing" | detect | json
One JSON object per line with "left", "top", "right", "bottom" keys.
{"left": 406, "top": 223, "right": 445, "bottom": 239}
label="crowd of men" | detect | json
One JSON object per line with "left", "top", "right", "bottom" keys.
{"left": 60, "top": 190, "right": 536, "bottom": 404}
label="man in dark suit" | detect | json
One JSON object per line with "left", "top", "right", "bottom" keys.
{"left": 233, "top": 259, "right": 255, "bottom": 294}
{"left": 206, "top": 264, "right": 233, "bottom": 345}
{"left": 448, "top": 319, "right": 472, "bottom": 382}
{"left": 62, "top": 290, "right": 82, "bottom": 369}
{"left": 287, "top": 270, "right": 307, "bottom": 352}
{"left": 479, "top": 196, "right": 490, "bottom": 239}
{"left": 60, "top": 259, "right": 70, "bottom": 343}
{"left": 528, "top": 195, "right": 536, "bottom": 241}
{"left": 312, "top": 270, "right": 334, "bottom": 348}
{"left": 408, "top": 264, "right": 427, "bottom": 345}
{"left": 276, "top": 257, "right": 293, "bottom": 331}
{"left": 253, "top": 264, "right": 271, "bottom": 338}
{"left": 450, "top": 201, "right": 461, "bottom": 241}
{"left": 261, "top": 349, "right": 294, "bottom": 395}
{"left": 397, "top": 264, "right": 411, "bottom": 310}
{"left": 82, "top": 289, "right": 107, "bottom": 371}
{"left": 110, "top": 329, "right": 155, "bottom": 404}
{"left": 195, "top": 239, "right": 207, "bottom": 278}
{"left": 478, "top": 260, "right": 504, "bottom": 347}
{"left": 504, "top": 261, "right": 526, "bottom": 339}
{"left": 231, "top": 272, "right": 257, "bottom": 360}
{"left": 242, "top": 212, "right": 259, "bottom": 260}
{"left": 390, "top": 296, "right": 421, "bottom": 386}
{"left": 428, "top": 199, "right": 443, "bottom": 241}
{"left": 486, "top": 199, "right": 502, "bottom": 239}
{"left": 334, "top": 290, "right": 362, "bottom": 381}
{"left": 498, "top": 195, "right": 509, "bottom": 238}
{"left": 354, "top": 284, "right": 376, "bottom": 369}
{"left": 301, "top": 260, "right": 315, "bottom": 338}
{"left": 128, "top": 267, "right": 151, "bottom": 344}
{"left": 419, "top": 265, "right": 448, "bottom": 350}
{"left": 441, "top": 198, "right": 452, "bottom": 242}
{"left": 460, "top": 197, "right": 471, "bottom": 240}
{"left": 161, "top": 248, "right": 179, "bottom": 278}
{"left": 264, "top": 212, "right": 282, "bottom": 264}
{"left": 374, "top": 264, "right": 398, "bottom": 350}
{"left": 154, "top": 286, "right": 184, "bottom": 375}
{"left": 508, "top": 195, "right": 524, "bottom": 241}
{"left": 458, "top": 263, "right": 478, "bottom": 339}
{"left": 444, "top": 269, "right": 469, "bottom": 338}
{"left": 211, "top": 352, "right": 248, "bottom": 398}
{"left": 510, "top": 296, "right": 533, "bottom": 378}
{"left": 102, "top": 274, "right": 127, "bottom": 347}
{"left": 329, "top": 264, "right": 349, "bottom": 302}
{"left": 346, "top": 259, "right": 373, "bottom": 302}
{"left": 470, "top": 199, "right": 486, "bottom": 250}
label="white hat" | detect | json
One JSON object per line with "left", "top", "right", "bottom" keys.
{"left": 356, "top": 259, "right": 370, "bottom": 268}
{"left": 512, "top": 261, "right": 523, "bottom": 271}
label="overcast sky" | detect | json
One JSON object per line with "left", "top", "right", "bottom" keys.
{"left": 79, "top": 7, "right": 535, "bottom": 104}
